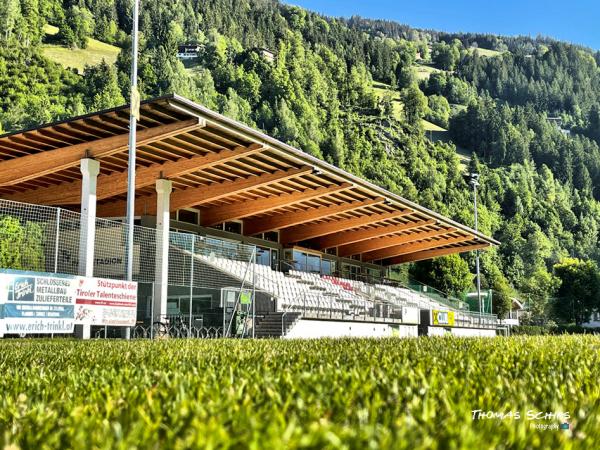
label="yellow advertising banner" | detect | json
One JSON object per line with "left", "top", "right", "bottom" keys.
{"left": 432, "top": 310, "right": 455, "bottom": 326}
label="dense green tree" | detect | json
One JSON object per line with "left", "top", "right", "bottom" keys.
{"left": 82, "top": 60, "right": 125, "bottom": 110}
{"left": 410, "top": 254, "right": 473, "bottom": 296}
{"left": 425, "top": 94, "right": 450, "bottom": 128}
{"left": 432, "top": 40, "right": 461, "bottom": 70}
{"left": 401, "top": 85, "right": 427, "bottom": 125}
{"left": 59, "top": 6, "right": 94, "bottom": 49}
{"left": 0, "top": 216, "right": 45, "bottom": 271}
{"left": 553, "top": 258, "right": 600, "bottom": 325}
{"left": 0, "top": 0, "right": 20, "bottom": 42}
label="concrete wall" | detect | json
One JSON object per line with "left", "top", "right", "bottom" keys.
{"left": 426, "top": 326, "right": 450, "bottom": 336}
{"left": 450, "top": 327, "right": 496, "bottom": 337}
{"left": 285, "top": 319, "right": 418, "bottom": 338}
{"left": 424, "top": 326, "right": 496, "bottom": 337}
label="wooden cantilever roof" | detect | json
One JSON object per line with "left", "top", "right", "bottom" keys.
{"left": 0, "top": 94, "right": 499, "bottom": 265}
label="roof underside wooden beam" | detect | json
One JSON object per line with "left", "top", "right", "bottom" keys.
{"left": 314, "top": 219, "right": 436, "bottom": 249}
{"left": 243, "top": 197, "right": 385, "bottom": 236}
{"left": 384, "top": 243, "right": 490, "bottom": 265}
{"left": 96, "top": 166, "right": 311, "bottom": 217}
{"left": 337, "top": 228, "right": 455, "bottom": 258}
{"left": 0, "top": 119, "right": 203, "bottom": 187}
{"left": 6, "top": 143, "right": 264, "bottom": 205}
{"left": 280, "top": 210, "right": 412, "bottom": 245}
{"left": 363, "top": 235, "right": 472, "bottom": 262}
{"left": 200, "top": 183, "right": 352, "bottom": 226}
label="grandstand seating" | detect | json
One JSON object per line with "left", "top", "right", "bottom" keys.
{"left": 192, "top": 252, "right": 489, "bottom": 326}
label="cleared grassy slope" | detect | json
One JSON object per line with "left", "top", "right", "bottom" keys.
{"left": 372, "top": 81, "right": 447, "bottom": 132}
{"left": 468, "top": 47, "right": 505, "bottom": 57}
{"left": 41, "top": 24, "right": 121, "bottom": 73}
{"left": 415, "top": 64, "right": 443, "bottom": 81}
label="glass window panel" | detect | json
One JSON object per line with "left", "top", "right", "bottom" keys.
{"left": 257, "top": 247, "right": 270, "bottom": 266}
{"left": 307, "top": 254, "right": 321, "bottom": 273}
{"left": 322, "top": 259, "right": 331, "bottom": 275}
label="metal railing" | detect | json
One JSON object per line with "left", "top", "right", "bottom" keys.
{"left": 454, "top": 310, "right": 498, "bottom": 329}
{"left": 280, "top": 292, "right": 408, "bottom": 324}
{"left": 281, "top": 293, "right": 305, "bottom": 336}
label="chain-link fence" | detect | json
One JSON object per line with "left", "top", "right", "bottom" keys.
{"left": 0, "top": 199, "right": 258, "bottom": 338}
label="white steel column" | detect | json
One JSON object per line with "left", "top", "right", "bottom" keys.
{"left": 76, "top": 158, "right": 100, "bottom": 340}
{"left": 154, "top": 179, "right": 172, "bottom": 323}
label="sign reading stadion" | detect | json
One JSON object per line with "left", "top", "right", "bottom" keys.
{"left": 0, "top": 270, "right": 137, "bottom": 335}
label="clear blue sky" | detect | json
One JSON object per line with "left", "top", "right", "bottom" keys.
{"left": 287, "top": 0, "right": 600, "bottom": 50}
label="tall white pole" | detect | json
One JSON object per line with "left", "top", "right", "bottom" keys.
{"left": 473, "top": 181, "right": 482, "bottom": 319}
{"left": 125, "top": 0, "right": 140, "bottom": 339}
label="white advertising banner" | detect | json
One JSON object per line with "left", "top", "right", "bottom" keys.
{"left": 75, "top": 277, "right": 138, "bottom": 327}
{"left": 0, "top": 272, "right": 77, "bottom": 334}
{"left": 0, "top": 270, "right": 138, "bottom": 335}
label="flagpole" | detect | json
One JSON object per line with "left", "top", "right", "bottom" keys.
{"left": 125, "top": 0, "right": 140, "bottom": 339}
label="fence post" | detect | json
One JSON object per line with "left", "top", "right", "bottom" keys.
{"left": 54, "top": 208, "right": 61, "bottom": 273}
{"left": 150, "top": 283, "right": 155, "bottom": 340}
{"left": 252, "top": 247, "right": 256, "bottom": 339}
{"left": 188, "top": 235, "right": 194, "bottom": 339}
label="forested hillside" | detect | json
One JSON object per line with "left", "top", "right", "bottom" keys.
{"left": 1, "top": 0, "right": 600, "bottom": 324}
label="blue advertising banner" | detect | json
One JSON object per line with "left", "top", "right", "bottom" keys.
{"left": 0, "top": 269, "right": 139, "bottom": 336}
{"left": 0, "top": 271, "right": 77, "bottom": 334}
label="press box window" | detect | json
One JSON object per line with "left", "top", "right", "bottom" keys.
{"left": 224, "top": 221, "right": 242, "bottom": 234}
{"left": 177, "top": 209, "right": 199, "bottom": 225}
{"left": 263, "top": 231, "right": 279, "bottom": 242}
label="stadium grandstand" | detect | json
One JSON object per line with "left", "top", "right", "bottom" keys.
{"left": 0, "top": 94, "right": 501, "bottom": 339}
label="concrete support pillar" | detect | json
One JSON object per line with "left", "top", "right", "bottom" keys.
{"left": 76, "top": 158, "right": 100, "bottom": 340}
{"left": 154, "top": 179, "right": 172, "bottom": 323}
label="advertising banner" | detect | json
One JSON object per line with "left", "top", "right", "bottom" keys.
{"left": 432, "top": 310, "right": 455, "bottom": 326}
{"left": 75, "top": 278, "right": 138, "bottom": 327}
{"left": 0, "top": 270, "right": 138, "bottom": 335}
{"left": 0, "top": 272, "right": 77, "bottom": 334}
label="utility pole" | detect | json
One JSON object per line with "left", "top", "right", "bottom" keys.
{"left": 469, "top": 172, "right": 482, "bottom": 319}
{"left": 125, "top": 0, "right": 140, "bottom": 339}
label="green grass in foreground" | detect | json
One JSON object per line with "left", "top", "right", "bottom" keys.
{"left": 41, "top": 24, "right": 121, "bottom": 73}
{"left": 1, "top": 336, "right": 599, "bottom": 449}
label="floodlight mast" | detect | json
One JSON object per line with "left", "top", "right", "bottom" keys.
{"left": 469, "top": 172, "right": 482, "bottom": 320}
{"left": 125, "top": 0, "right": 140, "bottom": 339}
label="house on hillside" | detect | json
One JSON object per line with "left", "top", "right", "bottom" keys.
{"left": 547, "top": 117, "right": 563, "bottom": 127}
{"left": 547, "top": 117, "right": 571, "bottom": 136}
{"left": 177, "top": 44, "right": 201, "bottom": 60}
{"left": 253, "top": 47, "right": 275, "bottom": 63}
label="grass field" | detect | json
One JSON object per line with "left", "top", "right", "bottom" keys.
{"left": 468, "top": 47, "right": 505, "bottom": 57}
{"left": 422, "top": 119, "right": 446, "bottom": 132}
{"left": 372, "top": 81, "right": 439, "bottom": 131}
{"left": 415, "top": 64, "right": 443, "bottom": 81}
{"left": 1, "top": 336, "right": 599, "bottom": 449}
{"left": 41, "top": 24, "right": 121, "bottom": 73}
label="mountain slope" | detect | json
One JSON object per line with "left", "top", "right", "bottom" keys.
{"left": 1, "top": 0, "right": 600, "bottom": 321}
